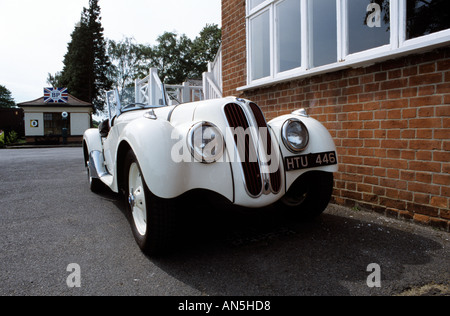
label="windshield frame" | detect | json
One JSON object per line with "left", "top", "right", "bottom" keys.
{"left": 106, "top": 84, "right": 168, "bottom": 121}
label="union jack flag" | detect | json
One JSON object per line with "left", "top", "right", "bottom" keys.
{"left": 44, "top": 87, "right": 69, "bottom": 103}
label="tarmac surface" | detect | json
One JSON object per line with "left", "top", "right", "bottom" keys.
{"left": 0, "top": 147, "right": 448, "bottom": 296}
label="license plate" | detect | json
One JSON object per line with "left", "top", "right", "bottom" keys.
{"left": 285, "top": 151, "right": 337, "bottom": 172}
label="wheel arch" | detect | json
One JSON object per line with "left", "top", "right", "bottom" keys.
{"left": 83, "top": 140, "right": 89, "bottom": 167}
{"left": 116, "top": 140, "right": 133, "bottom": 195}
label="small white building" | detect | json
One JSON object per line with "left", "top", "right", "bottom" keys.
{"left": 18, "top": 88, "right": 93, "bottom": 144}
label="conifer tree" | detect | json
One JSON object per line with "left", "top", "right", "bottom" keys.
{"left": 50, "top": 0, "right": 112, "bottom": 113}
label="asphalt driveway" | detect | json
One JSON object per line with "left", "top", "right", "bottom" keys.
{"left": 0, "top": 147, "right": 448, "bottom": 296}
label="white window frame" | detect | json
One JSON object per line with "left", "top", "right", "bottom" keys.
{"left": 241, "top": 0, "right": 450, "bottom": 91}
{"left": 247, "top": 4, "right": 273, "bottom": 83}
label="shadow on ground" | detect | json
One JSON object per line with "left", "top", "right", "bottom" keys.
{"left": 128, "top": 195, "right": 445, "bottom": 296}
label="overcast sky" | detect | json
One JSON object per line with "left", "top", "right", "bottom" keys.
{"left": 0, "top": 0, "right": 221, "bottom": 103}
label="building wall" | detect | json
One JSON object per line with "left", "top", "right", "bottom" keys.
{"left": 222, "top": 0, "right": 247, "bottom": 97}
{"left": 24, "top": 113, "right": 44, "bottom": 136}
{"left": 222, "top": 1, "right": 450, "bottom": 230}
{"left": 22, "top": 107, "right": 92, "bottom": 138}
{"left": 70, "top": 113, "right": 90, "bottom": 136}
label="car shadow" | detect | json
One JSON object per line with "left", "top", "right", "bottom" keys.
{"left": 103, "top": 189, "right": 444, "bottom": 296}
{"left": 150, "top": 201, "right": 444, "bottom": 296}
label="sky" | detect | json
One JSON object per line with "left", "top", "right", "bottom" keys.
{"left": 0, "top": 0, "right": 221, "bottom": 104}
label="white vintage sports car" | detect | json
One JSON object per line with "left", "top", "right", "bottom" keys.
{"left": 83, "top": 90, "right": 338, "bottom": 255}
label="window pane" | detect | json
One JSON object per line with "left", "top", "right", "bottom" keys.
{"left": 44, "top": 113, "right": 69, "bottom": 135}
{"left": 277, "top": 0, "right": 301, "bottom": 73}
{"left": 310, "top": 0, "right": 337, "bottom": 67}
{"left": 249, "top": 0, "right": 266, "bottom": 10}
{"left": 251, "top": 11, "right": 271, "bottom": 80}
{"left": 348, "top": 0, "right": 390, "bottom": 54}
{"left": 406, "top": 0, "right": 450, "bottom": 40}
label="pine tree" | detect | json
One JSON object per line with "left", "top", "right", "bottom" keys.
{"left": 52, "top": 0, "right": 112, "bottom": 113}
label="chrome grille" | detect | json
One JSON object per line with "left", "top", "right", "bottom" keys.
{"left": 249, "top": 102, "right": 282, "bottom": 194}
{"left": 224, "top": 103, "right": 263, "bottom": 197}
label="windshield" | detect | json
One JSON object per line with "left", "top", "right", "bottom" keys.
{"left": 107, "top": 85, "right": 168, "bottom": 120}
{"left": 121, "top": 85, "right": 167, "bottom": 109}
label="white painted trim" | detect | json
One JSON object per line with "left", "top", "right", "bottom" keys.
{"left": 241, "top": 0, "right": 450, "bottom": 91}
{"left": 238, "top": 38, "right": 450, "bottom": 92}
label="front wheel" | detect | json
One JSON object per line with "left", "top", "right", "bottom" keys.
{"left": 281, "top": 171, "right": 334, "bottom": 220}
{"left": 124, "top": 150, "right": 175, "bottom": 255}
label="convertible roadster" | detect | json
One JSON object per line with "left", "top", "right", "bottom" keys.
{"left": 83, "top": 89, "right": 338, "bottom": 255}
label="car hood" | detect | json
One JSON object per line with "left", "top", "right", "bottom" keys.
{"left": 167, "top": 98, "right": 234, "bottom": 126}
{"left": 117, "top": 97, "right": 241, "bottom": 129}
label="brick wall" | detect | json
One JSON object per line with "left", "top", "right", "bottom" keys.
{"left": 222, "top": 0, "right": 247, "bottom": 96}
{"left": 222, "top": 0, "right": 450, "bottom": 231}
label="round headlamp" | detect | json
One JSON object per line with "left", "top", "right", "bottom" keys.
{"left": 188, "top": 122, "right": 224, "bottom": 164}
{"left": 281, "top": 118, "right": 309, "bottom": 153}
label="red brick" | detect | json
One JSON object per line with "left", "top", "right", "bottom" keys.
{"left": 431, "top": 196, "right": 448, "bottom": 209}
{"left": 416, "top": 151, "right": 432, "bottom": 161}
{"left": 409, "top": 118, "right": 442, "bottom": 129}
{"left": 433, "top": 174, "right": 450, "bottom": 185}
{"left": 414, "top": 193, "right": 430, "bottom": 205}
{"left": 387, "top": 110, "right": 402, "bottom": 119}
{"left": 414, "top": 214, "right": 431, "bottom": 225}
{"left": 409, "top": 203, "right": 440, "bottom": 217}
{"left": 437, "top": 59, "right": 450, "bottom": 71}
{"left": 380, "top": 197, "right": 406, "bottom": 210}
{"left": 419, "top": 62, "right": 436, "bottom": 74}
{"left": 381, "top": 139, "right": 408, "bottom": 149}
{"left": 409, "top": 161, "right": 441, "bottom": 173}
{"left": 436, "top": 106, "right": 450, "bottom": 117}
{"left": 436, "top": 83, "right": 450, "bottom": 94}
{"left": 380, "top": 159, "right": 408, "bottom": 170}
{"left": 434, "top": 151, "right": 450, "bottom": 162}
{"left": 381, "top": 99, "right": 407, "bottom": 109}
{"left": 380, "top": 79, "right": 408, "bottom": 90}
{"left": 418, "top": 107, "right": 435, "bottom": 117}
{"left": 409, "top": 73, "right": 442, "bottom": 86}
{"left": 444, "top": 141, "right": 450, "bottom": 151}
{"left": 410, "top": 96, "right": 443, "bottom": 107}
{"left": 381, "top": 120, "right": 408, "bottom": 129}
{"left": 416, "top": 172, "right": 432, "bottom": 183}
{"left": 409, "top": 140, "right": 441, "bottom": 150}
{"left": 402, "top": 108, "right": 417, "bottom": 118}
{"left": 402, "top": 87, "right": 417, "bottom": 98}
{"left": 403, "top": 66, "right": 417, "bottom": 77}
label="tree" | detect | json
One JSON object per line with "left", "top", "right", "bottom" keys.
{"left": 190, "top": 24, "right": 222, "bottom": 78}
{"left": 105, "top": 24, "right": 222, "bottom": 91}
{"left": 49, "top": 0, "right": 112, "bottom": 113}
{"left": 406, "top": 0, "right": 450, "bottom": 39}
{"left": 147, "top": 24, "right": 221, "bottom": 83}
{"left": 0, "top": 85, "right": 15, "bottom": 108}
{"left": 108, "top": 37, "right": 153, "bottom": 95}
{"left": 150, "top": 32, "right": 193, "bottom": 83}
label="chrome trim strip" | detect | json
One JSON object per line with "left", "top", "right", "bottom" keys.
{"left": 223, "top": 101, "right": 264, "bottom": 198}
{"left": 240, "top": 100, "right": 283, "bottom": 195}
{"left": 89, "top": 150, "right": 109, "bottom": 179}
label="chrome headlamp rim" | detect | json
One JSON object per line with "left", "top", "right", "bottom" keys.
{"left": 281, "top": 118, "right": 309, "bottom": 153}
{"left": 187, "top": 121, "right": 224, "bottom": 164}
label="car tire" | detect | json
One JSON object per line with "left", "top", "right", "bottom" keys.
{"left": 124, "top": 150, "right": 175, "bottom": 256}
{"left": 281, "top": 171, "right": 334, "bottom": 220}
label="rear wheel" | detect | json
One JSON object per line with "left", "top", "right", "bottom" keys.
{"left": 281, "top": 171, "right": 334, "bottom": 220}
{"left": 124, "top": 150, "right": 175, "bottom": 255}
